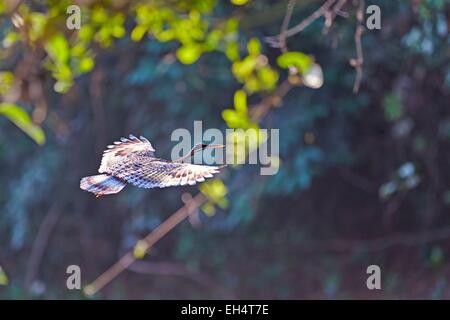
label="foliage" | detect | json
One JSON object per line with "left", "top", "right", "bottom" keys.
{"left": 0, "top": 103, "right": 45, "bottom": 144}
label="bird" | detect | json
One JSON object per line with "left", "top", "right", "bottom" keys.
{"left": 80, "top": 134, "right": 224, "bottom": 197}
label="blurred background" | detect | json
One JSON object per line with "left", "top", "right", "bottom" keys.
{"left": 1, "top": 0, "right": 450, "bottom": 299}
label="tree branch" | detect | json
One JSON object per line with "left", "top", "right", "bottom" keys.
{"left": 278, "top": 0, "right": 297, "bottom": 53}
{"left": 84, "top": 193, "right": 207, "bottom": 296}
{"left": 350, "top": 0, "right": 365, "bottom": 93}
{"left": 266, "top": 0, "right": 337, "bottom": 47}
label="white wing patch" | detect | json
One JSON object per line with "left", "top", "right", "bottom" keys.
{"left": 99, "top": 134, "right": 155, "bottom": 173}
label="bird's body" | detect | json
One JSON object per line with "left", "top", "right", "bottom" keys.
{"left": 80, "top": 134, "right": 222, "bottom": 197}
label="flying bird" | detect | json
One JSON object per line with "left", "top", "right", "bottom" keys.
{"left": 80, "top": 134, "right": 223, "bottom": 197}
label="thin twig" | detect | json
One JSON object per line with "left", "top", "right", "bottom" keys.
{"left": 250, "top": 80, "right": 294, "bottom": 121}
{"left": 278, "top": 0, "right": 297, "bottom": 53}
{"left": 350, "top": 0, "right": 365, "bottom": 93}
{"left": 84, "top": 193, "right": 207, "bottom": 296}
{"left": 266, "top": 0, "right": 336, "bottom": 47}
{"left": 323, "top": 0, "right": 348, "bottom": 33}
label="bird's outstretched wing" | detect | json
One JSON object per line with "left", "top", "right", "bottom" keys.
{"left": 99, "top": 134, "right": 155, "bottom": 174}
{"left": 99, "top": 134, "right": 221, "bottom": 188}
{"left": 109, "top": 159, "right": 220, "bottom": 188}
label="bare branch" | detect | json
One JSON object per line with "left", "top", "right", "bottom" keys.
{"left": 323, "top": 0, "right": 348, "bottom": 33}
{"left": 84, "top": 193, "right": 207, "bottom": 296}
{"left": 350, "top": 0, "right": 365, "bottom": 93}
{"left": 278, "top": 0, "right": 297, "bottom": 53}
{"left": 266, "top": 0, "right": 337, "bottom": 47}
{"left": 250, "top": 80, "right": 294, "bottom": 121}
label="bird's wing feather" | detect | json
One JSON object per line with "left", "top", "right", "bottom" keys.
{"left": 80, "top": 174, "right": 126, "bottom": 195}
{"left": 108, "top": 158, "right": 220, "bottom": 189}
{"left": 99, "top": 134, "right": 155, "bottom": 173}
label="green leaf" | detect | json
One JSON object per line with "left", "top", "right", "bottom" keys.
{"left": 222, "top": 109, "right": 242, "bottom": 127}
{"left": 0, "top": 71, "right": 14, "bottom": 95}
{"left": 201, "top": 202, "right": 216, "bottom": 216}
{"left": 277, "top": 51, "right": 312, "bottom": 74}
{"left": 176, "top": 43, "right": 202, "bottom": 64}
{"left": 234, "top": 90, "right": 247, "bottom": 114}
{"left": 131, "top": 25, "right": 148, "bottom": 42}
{"left": 222, "top": 109, "right": 251, "bottom": 128}
{"left": 225, "top": 41, "right": 240, "bottom": 61}
{"left": 0, "top": 265, "right": 8, "bottom": 286}
{"left": 231, "top": 0, "right": 250, "bottom": 5}
{"left": 247, "top": 38, "right": 261, "bottom": 56}
{"left": 29, "top": 12, "right": 47, "bottom": 41}
{"left": 45, "top": 34, "right": 69, "bottom": 63}
{"left": 0, "top": 103, "right": 45, "bottom": 145}
{"left": 232, "top": 56, "right": 256, "bottom": 80}
{"left": 199, "top": 179, "right": 228, "bottom": 203}
{"left": 2, "top": 31, "right": 21, "bottom": 48}
{"left": 257, "top": 66, "right": 279, "bottom": 91}
{"left": 133, "top": 240, "right": 149, "bottom": 259}
{"left": 79, "top": 56, "right": 94, "bottom": 72}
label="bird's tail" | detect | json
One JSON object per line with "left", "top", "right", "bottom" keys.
{"left": 80, "top": 174, "right": 126, "bottom": 197}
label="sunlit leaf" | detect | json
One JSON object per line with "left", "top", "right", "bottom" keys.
{"left": 79, "top": 56, "right": 94, "bottom": 72}
{"left": 176, "top": 43, "right": 202, "bottom": 64}
{"left": 29, "top": 12, "right": 47, "bottom": 41}
{"left": 0, "top": 71, "right": 14, "bottom": 95}
{"left": 45, "top": 34, "right": 69, "bottom": 63}
{"left": 131, "top": 25, "right": 147, "bottom": 41}
{"left": 2, "top": 31, "right": 21, "bottom": 48}
{"left": 201, "top": 202, "right": 216, "bottom": 216}
{"left": 199, "top": 179, "right": 228, "bottom": 202}
{"left": 234, "top": 89, "right": 247, "bottom": 114}
{"left": 222, "top": 109, "right": 247, "bottom": 128}
{"left": 232, "top": 56, "right": 256, "bottom": 80}
{"left": 231, "top": 0, "right": 250, "bottom": 5}
{"left": 277, "top": 51, "right": 312, "bottom": 74}
{"left": 133, "top": 240, "right": 149, "bottom": 259}
{"left": 0, "top": 103, "right": 45, "bottom": 145}
{"left": 54, "top": 80, "right": 73, "bottom": 93}
{"left": 256, "top": 66, "right": 279, "bottom": 91}
{"left": 200, "top": 179, "right": 229, "bottom": 215}
{"left": 247, "top": 38, "right": 261, "bottom": 56}
{"left": 225, "top": 41, "right": 240, "bottom": 61}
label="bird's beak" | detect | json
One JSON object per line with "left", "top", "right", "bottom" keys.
{"left": 206, "top": 144, "right": 225, "bottom": 149}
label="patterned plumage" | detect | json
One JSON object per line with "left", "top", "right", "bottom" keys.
{"left": 80, "top": 134, "right": 222, "bottom": 197}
